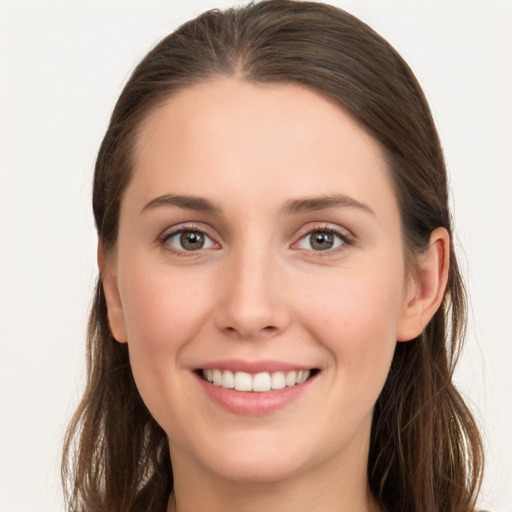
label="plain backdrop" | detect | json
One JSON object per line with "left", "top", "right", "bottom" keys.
{"left": 1, "top": 1, "right": 511, "bottom": 511}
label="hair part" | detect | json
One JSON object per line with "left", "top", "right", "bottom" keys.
{"left": 63, "top": 2, "right": 483, "bottom": 511}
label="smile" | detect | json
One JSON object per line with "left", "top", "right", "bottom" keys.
{"left": 201, "top": 369, "right": 312, "bottom": 392}
{"left": 195, "top": 361, "right": 319, "bottom": 415}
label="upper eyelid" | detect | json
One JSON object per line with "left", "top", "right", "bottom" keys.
{"left": 160, "top": 222, "right": 218, "bottom": 240}
{"left": 293, "top": 223, "right": 353, "bottom": 240}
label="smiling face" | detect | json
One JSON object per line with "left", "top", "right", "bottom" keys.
{"left": 102, "top": 79, "right": 424, "bottom": 488}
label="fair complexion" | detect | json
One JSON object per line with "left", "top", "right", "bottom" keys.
{"left": 101, "top": 79, "right": 449, "bottom": 512}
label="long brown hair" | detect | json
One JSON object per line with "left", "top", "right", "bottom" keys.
{"left": 62, "top": 2, "right": 483, "bottom": 510}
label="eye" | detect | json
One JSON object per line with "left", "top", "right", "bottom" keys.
{"left": 163, "top": 229, "right": 217, "bottom": 252}
{"left": 296, "top": 229, "right": 347, "bottom": 251}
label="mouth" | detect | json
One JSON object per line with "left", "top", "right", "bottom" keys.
{"left": 197, "top": 368, "right": 320, "bottom": 393}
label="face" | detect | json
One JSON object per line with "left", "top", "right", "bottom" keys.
{"left": 103, "top": 79, "right": 423, "bottom": 485}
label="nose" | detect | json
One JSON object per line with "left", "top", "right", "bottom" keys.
{"left": 214, "top": 246, "right": 291, "bottom": 340}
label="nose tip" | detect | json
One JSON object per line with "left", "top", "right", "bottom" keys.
{"left": 216, "top": 296, "right": 285, "bottom": 340}
{"left": 223, "top": 322, "right": 280, "bottom": 340}
{"left": 214, "top": 258, "right": 290, "bottom": 340}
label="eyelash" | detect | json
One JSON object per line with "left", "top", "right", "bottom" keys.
{"left": 159, "top": 224, "right": 353, "bottom": 256}
{"left": 293, "top": 225, "right": 353, "bottom": 256}
{"left": 159, "top": 224, "right": 219, "bottom": 257}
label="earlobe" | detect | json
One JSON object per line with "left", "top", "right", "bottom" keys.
{"left": 97, "top": 241, "right": 128, "bottom": 343}
{"left": 397, "top": 227, "right": 450, "bottom": 342}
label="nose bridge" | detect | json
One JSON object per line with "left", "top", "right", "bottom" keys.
{"left": 215, "top": 236, "right": 288, "bottom": 339}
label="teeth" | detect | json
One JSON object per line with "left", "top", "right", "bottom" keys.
{"left": 213, "top": 369, "right": 222, "bottom": 386}
{"left": 221, "top": 370, "right": 235, "bottom": 389}
{"left": 271, "top": 372, "right": 286, "bottom": 390}
{"left": 203, "top": 369, "right": 312, "bottom": 392}
{"left": 297, "top": 371, "right": 308, "bottom": 384}
{"left": 253, "top": 372, "right": 271, "bottom": 392}
{"left": 285, "top": 370, "right": 296, "bottom": 387}
{"left": 234, "top": 371, "right": 252, "bottom": 391}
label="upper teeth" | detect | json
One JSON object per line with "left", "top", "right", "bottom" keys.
{"left": 203, "top": 369, "right": 311, "bottom": 392}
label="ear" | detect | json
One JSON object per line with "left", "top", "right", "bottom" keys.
{"left": 397, "top": 227, "right": 450, "bottom": 342}
{"left": 98, "top": 241, "right": 128, "bottom": 343}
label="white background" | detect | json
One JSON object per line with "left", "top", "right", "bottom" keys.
{"left": 1, "top": 1, "right": 510, "bottom": 511}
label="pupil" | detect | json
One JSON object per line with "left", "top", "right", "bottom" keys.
{"left": 311, "top": 232, "right": 333, "bottom": 250}
{"left": 180, "top": 231, "right": 204, "bottom": 250}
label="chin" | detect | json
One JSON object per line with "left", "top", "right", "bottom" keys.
{"left": 171, "top": 427, "right": 315, "bottom": 484}
{"left": 204, "top": 453, "right": 307, "bottom": 484}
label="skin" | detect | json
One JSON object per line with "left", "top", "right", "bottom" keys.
{"left": 101, "top": 79, "right": 449, "bottom": 512}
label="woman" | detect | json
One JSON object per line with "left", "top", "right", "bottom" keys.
{"left": 62, "top": 1, "right": 483, "bottom": 511}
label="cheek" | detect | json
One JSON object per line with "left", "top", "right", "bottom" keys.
{"left": 302, "top": 264, "right": 404, "bottom": 334}
{"left": 120, "top": 262, "right": 213, "bottom": 348}
{"left": 116, "top": 262, "right": 214, "bottom": 412}
{"left": 299, "top": 265, "right": 404, "bottom": 387}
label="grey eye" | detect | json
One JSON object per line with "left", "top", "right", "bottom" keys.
{"left": 297, "top": 230, "right": 344, "bottom": 251}
{"left": 165, "top": 230, "right": 216, "bottom": 251}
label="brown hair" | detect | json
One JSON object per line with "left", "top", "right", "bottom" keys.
{"left": 62, "top": 1, "right": 483, "bottom": 511}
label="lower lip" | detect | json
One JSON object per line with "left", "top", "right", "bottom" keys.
{"left": 195, "top": 373, "right": 315, "bottom": 416}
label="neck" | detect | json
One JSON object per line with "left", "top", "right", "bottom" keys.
{"left": 168, "top": 484, "right": 379, "bottom": 512}
{"left": 166, "top": 435, "right": 380, "bottom": 512}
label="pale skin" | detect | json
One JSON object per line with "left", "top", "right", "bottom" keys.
{"left": 100, "top": 79, "right": 449, "bottom": 512}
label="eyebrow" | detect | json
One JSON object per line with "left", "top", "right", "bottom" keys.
{"left": 281, "top": 194, "right": 375, "bottom": 215}
{"left": 140, "top": 193, "right": 374, "bottom": 216}
{"left": 141, "top": 194, "right": 221, "bottom": 214}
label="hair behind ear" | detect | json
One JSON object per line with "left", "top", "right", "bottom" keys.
{"left": 369, "top": 231, "right": 483, "bottom": 511}
{"left": 62, "top": 279, "right": 172, "bottom": 511}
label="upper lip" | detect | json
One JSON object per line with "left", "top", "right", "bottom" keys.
{"left": 196, "top": 359, "right": 317, "bottom": 374}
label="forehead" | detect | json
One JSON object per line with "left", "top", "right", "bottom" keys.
{"left": 128, "top": 78, "right": 397, "bottom": 219}
{"left": 135, "top": 78, "right": 381, "bottom": 163}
